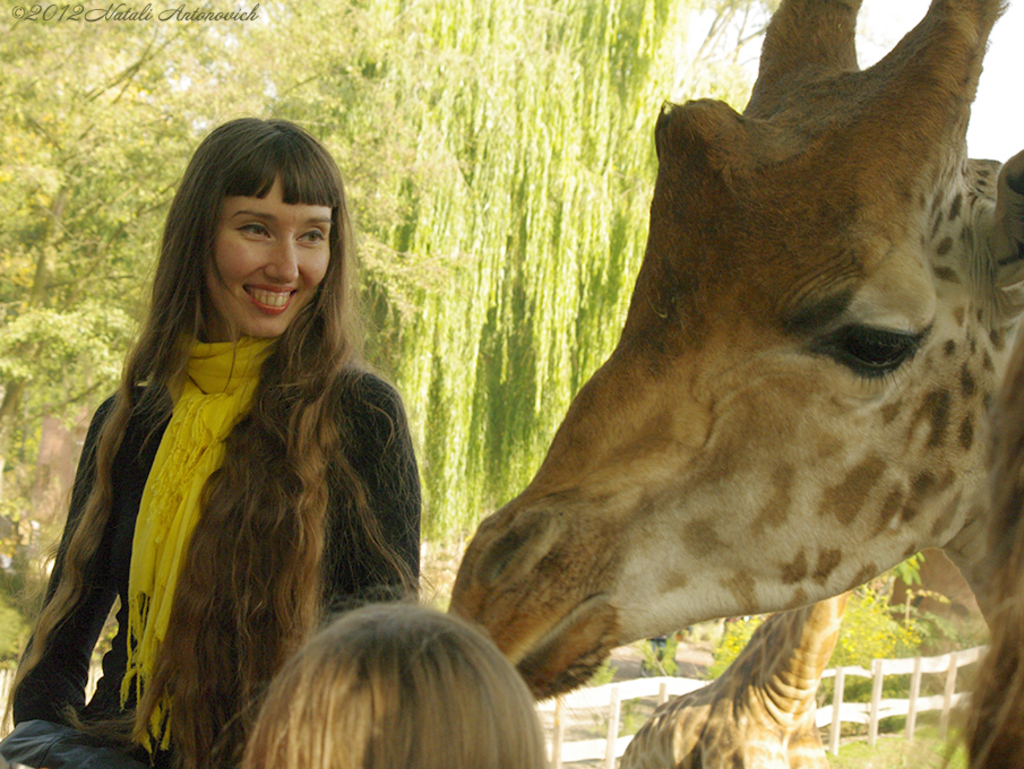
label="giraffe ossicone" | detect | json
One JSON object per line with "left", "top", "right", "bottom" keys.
{"left": 450, "top": 0, "right": 1024, "bottom": 701}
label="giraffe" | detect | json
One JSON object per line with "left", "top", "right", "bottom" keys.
{"left": 966, "top": 319, "right": 1024, "bottom": 767}
{"left": 450, "top": 0, "right": 1024, "bottom": 705}
{"left": 620, "top": 593, "right": 849, "bottom": 769}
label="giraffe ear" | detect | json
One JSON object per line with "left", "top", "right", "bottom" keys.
{"left": 991, "top": 150, "right": 1024, "bottom": 320}
{"left": 654, "top": 99, "right": 789, "bottom": 186}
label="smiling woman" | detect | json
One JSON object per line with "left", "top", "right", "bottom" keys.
{"left": 1, "top": 119, "right": 421, "bottom": 769}
{"left": 206, "top": 178, "right": 332, "bottom": 342}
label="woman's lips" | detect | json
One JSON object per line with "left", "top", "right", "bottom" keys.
{"left": 247, "top": 286, "right": 294, "bottom": 313}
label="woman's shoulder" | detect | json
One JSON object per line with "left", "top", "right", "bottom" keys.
{"left": 337, "top": 370, "right": 407, "bottom": 419}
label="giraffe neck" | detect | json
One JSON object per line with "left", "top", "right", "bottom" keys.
{"left": 754, "top": 593, "right": 850, "bottom": 725}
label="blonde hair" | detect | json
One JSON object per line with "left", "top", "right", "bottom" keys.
{"left": 241, "top": 604, "right": 550, "bottom": 769}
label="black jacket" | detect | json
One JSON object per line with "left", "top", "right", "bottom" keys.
{"left": 13, "top": 373, "right": 420, "bottom": 755}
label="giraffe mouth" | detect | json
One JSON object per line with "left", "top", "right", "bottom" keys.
{"left": 516, "top": 593, "right": 620, "bottom": 699}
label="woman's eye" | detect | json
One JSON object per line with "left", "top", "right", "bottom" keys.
{"left": 816, "top": 325, "right": 925, "bottom": 379}
{"left": 301, "top": 230, "right": 326, "bottom": 242}
{"left": 240, "top": 223, "right": 269, "bottom": 236}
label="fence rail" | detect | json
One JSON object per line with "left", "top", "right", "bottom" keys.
{"left": 1, "top": 646, "right": 986, "bottom": 766}
{"left": 539, "top": 645, "right": 987, "bottom": 768}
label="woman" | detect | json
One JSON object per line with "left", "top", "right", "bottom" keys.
{"left": 3, "top": 118, "right": 420, "bottom": 769}
{"left": 241, "top": 603, "right": 550, "bottom": 769}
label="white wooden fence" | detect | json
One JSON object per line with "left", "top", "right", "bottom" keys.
{"left": 540, "top": 645, "right": 987, "bottom": 768}
{"left": 0, "top": 646, "right": 986, "bottom": 763}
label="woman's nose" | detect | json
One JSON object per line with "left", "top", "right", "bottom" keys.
{"left": 266, "top": 240, "right": 300, "bottom": 282}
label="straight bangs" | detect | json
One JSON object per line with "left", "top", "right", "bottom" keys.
{"left": 223, "top": 126, "right": 342, "bottom": 211}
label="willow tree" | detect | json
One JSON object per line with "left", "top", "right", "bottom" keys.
{"left": 267, "top": 0, "right": 767, "bottom": 538}
{"left": 0, "top": 0, "right": 767, "bottom": 564}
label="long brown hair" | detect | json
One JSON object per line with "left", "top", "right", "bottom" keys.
{"left": 10, "top": 118, "right": 416, "bottom": 768}
{"left": 241, "top": 603, "right": 550, "bottom": 769}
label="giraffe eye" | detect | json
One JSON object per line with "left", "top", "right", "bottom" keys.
{"left": 817, "top": 325, "right": 925, "bottom": 379}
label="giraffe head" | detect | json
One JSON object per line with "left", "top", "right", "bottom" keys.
{"left": 451, "top": 0, "right": 1024, "bottom": 698}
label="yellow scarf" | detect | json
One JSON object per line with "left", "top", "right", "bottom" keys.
{"left": 122, "top": 337, "right": 273, "bottom": 751}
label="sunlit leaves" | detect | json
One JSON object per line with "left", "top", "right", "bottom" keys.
{"left": 0, "top": 0, "right": 769, "bottom": 549}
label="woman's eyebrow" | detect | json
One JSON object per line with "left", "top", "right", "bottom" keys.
{"left": 229, "top": 209, "right": 332, "bottom": 225}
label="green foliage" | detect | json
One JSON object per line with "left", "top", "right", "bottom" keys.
{"left": 709, "top": 588, "right": 923, "bottom": 695}
{"left": 586, "top": 658, "right": 617, "bottom": 688}
{"left": 708, "top": 615, "right": 764, "bottom": 679}
{"left": 1, "top": 0, "right": 768, "bottom": 639}
{"left": 825, "top": 725, "right": 967, "bottom": 768}
{"left": 637, "top": 635, "right": 679, "bottom": 677}
{"left": 905, "top": 604, "right": 989, "bottom": 656}
{"left": 0, "top": 589, "right": 28, "bottom": 663}
{"left": 891, "top": 551, "right": 925, "bottom": 588}
{"left": 831, "top": 589, "right": 921, "bottom": 669}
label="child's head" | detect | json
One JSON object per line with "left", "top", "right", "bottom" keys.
{"left": 242, "top": 603, "right": 549, "bottom": 769}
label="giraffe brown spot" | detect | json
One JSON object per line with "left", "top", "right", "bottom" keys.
{"left": 961, "top": 363, "right": 976, "bottom": 398}
{"left": 881, "top": 400, "right": 902, "bottom": 426}
{"left": 932, "top": 266, "right": 960, "bottom": 283}
{"left": 816, "top": 435, "right": 843, "bottom": 460}
{"left": 781, "top": 548, "right": 808, "bottom": 585}
{"left": 812, "top": 548, "right": 842, "bottom": 585}
{"left": 910, "top": 390, "right": 951, "bottom": 448}
{"left": 983, "top": 350, "right": 994, "bottom": 372}
{"left": 990, "top": 328, "right": 1005, "bottom": 351}
{"left": 960, "top": 225, "right": 974, "bottom": 250}
{"left": 753, "top": 465, "right": 795, "bottom": 535}
{"left": 821, "top": 456, "right": 887, "bottom": 525}
{"left": 659, "top": 569, "right": 690, "bottom": 593}
{"left": 959, "top": 415, "right": 974, "bottom": 451}
{"left": 683, "top": 519, "right": 726, "bottom": 559}
{"left": 948, "top": 192, "right": 963, "bottom": 221}
{"left": 943, "top": 339, "right": 956, "bottom": 357}
{"left": 849, "top": 563, "right": 879, "bottom": 589}
{"left": 721, "top": 571, "right": 757, "bottom": 615}
{"left": 936, "top": 236, "right": 954, "bottom": 256}
{"left": 903, "top": 471, "right": 955, "bottom": 524}
{"left": 874, "top": 487, "right": 905, "bottom": 535}
{"left": 953, "top": 306, "right": 966, "bottom": 327}
{"left": 902, "top": 543, "right": 919, "bottom": 559}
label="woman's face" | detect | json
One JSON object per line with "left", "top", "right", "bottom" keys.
{"left": 205, "top": 176, "right": 332, "bottom": 342}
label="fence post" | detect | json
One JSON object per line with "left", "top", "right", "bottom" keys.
{"left": 829, "top": 667, "right": 845, "bottom": 755}
{"left": 868, "top": 659, "right": 884, "bottom": 747}
{"left": 605, "top": 685, "right": 621, "bottom": 769}
{"left": 658, "top": 682, "right": 668, "bottom": 706}
{"left": 552, "top": 696, "right": 564, "bottom": 769}
{"left": 906, "top": 656, "right": 922, "bottom": 741}
{"left": 941, "top": 651, "right": 958, "bottom": 738}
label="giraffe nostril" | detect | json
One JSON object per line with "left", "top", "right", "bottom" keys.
{"left": 475, "top": 509, "right": 565, "bottom": 589}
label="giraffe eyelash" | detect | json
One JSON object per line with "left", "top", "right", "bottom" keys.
{"left": 813, "top": 324, "right": 930, "bottom": 380}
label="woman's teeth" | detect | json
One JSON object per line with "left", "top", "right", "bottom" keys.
{"left": 249, "top": 288, "right": 291, "bottom": 307}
